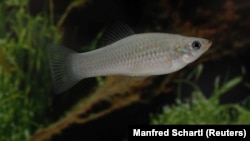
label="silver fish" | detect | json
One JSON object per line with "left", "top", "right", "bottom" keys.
{"left": 48, "top": 26, "right": 212, "bottom": 93}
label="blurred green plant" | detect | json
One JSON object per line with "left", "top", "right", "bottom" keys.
{"left": 151, "top": 65, "right": 250, "bottom": 124}
{"left": 0, "top": 0, "right": 60, "bottom": 140}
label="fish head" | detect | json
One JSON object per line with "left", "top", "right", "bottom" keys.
{"left": 175, "top": 36, "right": 212, "bottom": 63}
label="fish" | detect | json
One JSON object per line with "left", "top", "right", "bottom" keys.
{"left": 48, "top": 24, "right": 212, "bottom": 94}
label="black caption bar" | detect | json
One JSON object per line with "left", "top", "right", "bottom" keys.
{"left": 128, "top": 125, "right": 249, "bottom": 140}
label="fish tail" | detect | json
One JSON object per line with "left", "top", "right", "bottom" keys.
{"left": 48, "top": 45, "right": 79, "bottom": 94}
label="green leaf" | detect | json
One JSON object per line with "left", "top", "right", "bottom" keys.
{"left": 212, "top": 76, "right": 242, "bottom": 102}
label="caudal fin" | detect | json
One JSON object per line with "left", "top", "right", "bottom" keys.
{"left": 48, "top": 45, "right": 79, "bottom": 94}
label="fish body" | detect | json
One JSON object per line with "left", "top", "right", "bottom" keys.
{"left": 48, "top": 29, "right": 212, "bottom": 94}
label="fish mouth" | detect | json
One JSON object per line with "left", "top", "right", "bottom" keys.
{"left": 207, "top": 40, "right": 212, "bottom": 47}
{"left": 204, "top": 39, "right": 212, "bottom": 50}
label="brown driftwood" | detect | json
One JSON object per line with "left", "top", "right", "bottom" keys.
{"left": 29, "top": 75, "right": 172, "bottom": 141}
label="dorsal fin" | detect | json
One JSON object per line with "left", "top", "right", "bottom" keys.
{"left": 97, "top": 22, "right": 135, "bottom": 47}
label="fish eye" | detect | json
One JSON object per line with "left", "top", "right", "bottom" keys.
{"left": 192, "top": 41, "right": 201, "bottom": 50}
